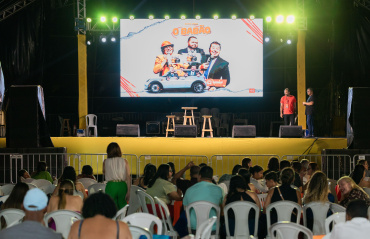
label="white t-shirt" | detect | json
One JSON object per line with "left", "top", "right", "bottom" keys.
{"left": 329, "top": 217, "right": 370, "bottom": 239}
{"left": 104, "top": 157, "right": 127, "bottom": 181}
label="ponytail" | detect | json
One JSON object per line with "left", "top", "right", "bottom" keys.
{"left": 58, "top": 180, "right": 74, "bottom": 209}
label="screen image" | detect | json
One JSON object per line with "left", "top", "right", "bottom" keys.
{"left": 120, "top": 19, "right": 263, "bottom": 97}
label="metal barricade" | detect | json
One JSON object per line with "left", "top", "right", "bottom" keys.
{"left": 281, "top": 154, "right": 353, "bottom": 180}
{"left": 137, "top": 155, "right": 210, "bottom": 178}
{"left": 210, "top": 154, "right": 280, "bottom": 179}
{"left": 0, "top": 153, "right": 67, "bottom": 184}
{"left": 353, "top": 154, "right": 370, "bottom": 164}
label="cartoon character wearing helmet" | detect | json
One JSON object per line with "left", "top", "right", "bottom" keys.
{"left": 153, "top": 41, "right": 188, "bottom": 76}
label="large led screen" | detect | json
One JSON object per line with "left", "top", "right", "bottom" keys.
{"left": 120, "top": 19, "right": 263, "bottom": 97}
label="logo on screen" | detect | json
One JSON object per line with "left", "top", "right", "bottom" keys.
{"left": 172, "top": 24, "right": 211, "bottom": 36}
{"left": 249, "top": 88, "right": 256, "bottom": 93}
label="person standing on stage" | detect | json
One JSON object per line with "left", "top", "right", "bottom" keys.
{"left": 303, "top": 88, "right": 315, "bottom": 137}
{"left": 103, "top": 142, "right": 131, "bottom": 210}
{"left": 280, "top": 88, "right": 297, "bottom": 126}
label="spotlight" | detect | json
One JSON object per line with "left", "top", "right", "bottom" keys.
{"left": 213, "top": 15, "right": 219, "bottom": 20}
{"left": 266, "top": 16, "right": 272, "bottom": 22}
{"left": 196, "top": 15, "right": 201, "bottom": 20}
{"left": 231, "top": 15, "right": 237, "bottom": 20}
{"left": 276, "top": 15, "right": 284, "bottom": 23}
{"left": 280, "top": 38, "right": 284, "bottom": 43}
{"left": 149, "top": 15, "right": 154, "bottom": 20}
{"left": 87, "top": 40, "right": 91, "bottom": 45}
{"left": 264, "top": 36, "right": 270, "bottom": 43}
{"left": 129, "top": 16, "right": 134, "bottom": 20}
{"left": 286, "top": 15, "right": 295, "bottom": 24}
{"left": 250, "top": 15, "right": 255, "bottom": 20}
{"left": 181, "top": 15, "right": 186, "bottom": 20}
{"left": 165, "top": 15, "right": 170, "bottom": 20}
{"left": 111, "top": 37, "right": 116, "bottom": 42}
{"left": 86, "top": 18, "right": 92, "bottom": 23}
{"left": 101, "top": 37, "right": 107, "bottom": 43}
{"left": 112, "top": 17, "right": 118, "bottom": 23}
{"left": 100, "top": 16, "right": 106, "bottom": 22}
{"left": 287, "top": 39, "right": 292, "bottom": 44}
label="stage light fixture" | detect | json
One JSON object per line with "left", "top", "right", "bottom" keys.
{"left": 213, "top": 15, "right": 219, "bottom": 20}
{"left": 181, "top": 15, "right": 186, "bottom": 20}
{"left": 149, "top": 15, "right": 154, "bottom": 20}
{"left": 250, "top": 15, "right": 255, "bottom": 20}
{"left": 266, "top": 16, "right": 272, "bottom": 22}
{"left": 196, "top": 15, "right": 201, "bottom": 20}
{"left": 276, "top": 15, "right": 284, "bottom": 23}
{"left": 286, "top": 15, "right": 295, "bottom": 24}
{"left": 112, "top": 17, "right": 118, "bottom": 23}
{"left": 165, "top": 15, "right": 170, "bottom": 20}
{"left": 265, "top": 36, "right": 270, "bottom": 42}
{"left": 100, "top": 16, "right": 106, "bottom": 22}
{"left": 231, "top": 15, "right": 237, "bottom": 20}
{"left": 86, "top": 18, "right": 92, "bottom": 23}
{"left": 100, "top": 35, "right": 107, "bottom": 43}
{"left": 129, "top": 16, "right": 134, "bottom": 20}
{"left": 287, "top": 39, "right": 292, "bottom": 44}
{"left": 87, "top": 40, "right": 91, "bottom": 45}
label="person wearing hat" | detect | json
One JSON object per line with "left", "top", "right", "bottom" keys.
{"left": 0, "top": 188, "right": 62, "bottom": 239}
{"left": 153, "top": 41, "right": 188, "bottom": 77}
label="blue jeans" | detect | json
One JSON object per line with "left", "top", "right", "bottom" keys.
{"left": 306, "top": 114, "right": 314, "bottom": 136}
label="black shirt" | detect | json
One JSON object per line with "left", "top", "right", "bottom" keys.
{"left": 305, "top": 94, "right": 315, "bottom": 115}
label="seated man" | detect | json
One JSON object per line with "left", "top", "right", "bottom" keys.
{"left": 329, "top": 199, "right": 370, "bottom": 239}
{"left": 0, "top": 188, "right": 62, "bottom": 239}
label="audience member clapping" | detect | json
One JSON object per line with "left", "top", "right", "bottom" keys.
{"left": 68, "top": 192, "right": 132, "bottom": 239}
{"left": 77, "top": 165, "right": 96, "bottom": 181}
{"left": 250, "top": 165, "right": 268, "bottom": 193}
{"left": 53, "top": 166, "right": 87, "bottom": 199}
{"left": 133, "top": 163, "right": 156, "bottom": 189}
{"left": 337, "top": 176, "right": 370, "bottom": 208}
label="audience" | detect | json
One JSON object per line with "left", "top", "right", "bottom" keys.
{"left": 133, "top": 163, "right": 156, "bottom": 189}
{"left": 300, "top": 159, "right": 310, "bottom": 184}
{"left": 264, "top": 171, "right": 278, "bottom": 189}
{"left": 0, "top": 188, "right": 62, "bottom": 239}
{"left": 103, "top": 142, "right": 131, "bottom": 210}
{"left": 31, "top": 161, "right": 53, "bottom": 183}
{"left": 250, "top": 165, "right": 268, "bottom": 193}
{"left": 307, "top": 162, "right": 318, "bottom": 177}
{"left": 292, "top": 161, "right": 303, "bottom": 189}
{"left": 53, "top": 166, "right": 87, "bottom": 199}
{"left": 329, "top": 199, "right": 370, "bottom": 239}
{"left": 279, "top": 160, "right": 291, "bottom": 171}
{"left": 47, "top": 180, "right": 83, "bottom": 213}
{"left": 350, "top": 164, "right": 370, "bottom": 188}
{"left": 238, "top": 168, "right": 258, "bottom": 192}
{"left": 18, "top": 169, "right": 31, "bottom": 182}
{"left": 357, "top": 159, "right": 370, "bottom": 177}
{"left": 172, "top": 162, "right": 200, "bottom": 195}
{"left": 242, "top": 157, "right": 252, "bottom": 169}
{"left": 77, "top": 165, "right": 96, "bottom": 180}
{"left": 68, "top": 192, "right": 132, "bottom": 239}
{"left": 337, "top": 176, "right": 370, "bottom": 208}
{"left": 263, "top": 157, "right": 279, "bottom": 176}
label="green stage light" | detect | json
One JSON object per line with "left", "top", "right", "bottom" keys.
{"left": 149, "top": 15, "right": 154, "bottom": 20}
{"left": 286, "top": 15, "right": 295, "bottom": 24}
{"left": 266, "top": 16, "right": 272, "bottom": 22}
{"left": 250, "top": 15, "right": 255, "bottom": 20}
{"left": 231, "top": 15, "right": 237, "bottom": 20}
{"left": 86, "top": 18, "right": 92, "bottom": 23}
{"left": 181, "top": 15, "right": 186, "bottom": 20}
{"left": 112, "top": 17, "right": 118, "bottom": 23}
{"left": 196, "top": 15, "right": 201, "bottom": 20}
{"left": 213, "top": 15, "right": 219, "bottom": 20}
{"left": 165, "top": 15, "right": 170, "bottom": 20}
{"left": 129, "top": 16, "right": 134, "bottom": 20}
{"left": 276, "top": 15, "right": 284, "bottom": 23}
{"left": 100, "top": 16, "right": 106, "bottom": 22}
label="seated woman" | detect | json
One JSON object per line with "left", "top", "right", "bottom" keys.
{"left": 250, "top": 165, "right": 268, "bottom": 193}
{"left": 263, "top": 157, "right": 280, "bottom": 177}
{"left": 31, "top": 161, "right": 53, "bottom": 183}
{"left": 133, "top": 163, "right": 156, "bottom": 189}
{"left": 53, "top": 166, "right": 87, "bottom": 199}
{"left": 18, "top": 169, "right": 32, "bottom": 183}
{"left": 338, "top": 176, "right": 370, "bottom": 208}
{"left": 146, "top": 164, "right": 182, "bottom": 216}
{"left": 77, "top": 165, "right": 96, "bottom": 181}
{"left": 264, "top": 171, "right": 278, "bottom": 190}
{"left": 350, "top": 164, "right": 370, "bottom": 188}
{"left": 68, "top": 192, "right": 132, "bottom": 239}
{"left": 238, "top": 168, "right": 257, "bottom": 192}
{"left": 223, "top": 175, "right": 260, "bottom": 236}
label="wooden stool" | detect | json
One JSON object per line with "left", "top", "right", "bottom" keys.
{"left": 60, "top": 119, "right": 71, "bottom": 136}
{"left": 166, "top": 115, "right": 175, "bottom": 137}
{"left": 182, "top": 107, "right": 198, "bottom": 125}
{"left": 202, "top": 115, "right": 213, "bottom": 137}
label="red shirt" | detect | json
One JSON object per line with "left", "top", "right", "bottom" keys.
{"left": 280, "top": 95, "right": 296, "bottom": 114}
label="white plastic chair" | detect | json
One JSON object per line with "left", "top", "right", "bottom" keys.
{"left": 258, "top": 193, "right": 268, "bottom": 209}
{"left": 87, "top": 183, "right": 106, "bottom": 194}
{"left": 114, "top": 204, "right": 130, "bottom": 220}
{"left": 325, "top": 212, "right": 345, "bottom": 234}
{"left": 26, "top": 183, "right": 37, "bottom": 189}
{"left": 155, "top": 196, "right": 178, "bottom": 238}
{"left": 128, "top": 225, "right": 153, "bottom": 239}
{"left": 363, "top": 187, "right": 370, "bottom": 196}
{"left": 136, "top": 188, "right": 157, "bottom": 216}
{"left": 123, "top": 212, "right": 163, "bottom": 235}
{"left": 85, "top": 114, "right": 98, "bottom": 137}
{"left": 0, "top": 195, "right": 9, "bottom": 204}
{"left": 330, "top": 203, "right": 346, "bottom": 213}
{"left": 224, "top": 201, "right": 259, "bottom": 239}
{"left": 44, "top": 210, "right": 82, "bottom": 239}
{"left": 194, "top": 216, "right": 217, "bottom": 239}
{"left": 0, "top": 184, "right": 15, "bottom": 195}
{"left": 0, "top": 209, "right": 25, "bottom": 230}
{"left": 127, "top": 185, "right": 142, "bottom": 215}
{"left": 78, "top": 178, "right": 97, "bottom": 189}
{"left": 185, "top": 201, "right": 221, "bottom": 237}
{"left": 269, "top": 221, "right": 313, "bottom": 239}
{"left": 32, "top": 179, "right": 54, "bottom": 194}
{"left": 303, "top": 202, "right": 331, "bottom": 235}
{"left": 266, "top": 201, "right": 302, "bottom": 238}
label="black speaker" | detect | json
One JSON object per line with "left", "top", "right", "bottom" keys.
{"left": 279, "top": 126, "right": 303, "bottom": 138}
{"left": 174, "top": 125, "right": 197, "bottom": 137}
{"left": 146, "top": 121, "right": 160, "bottom": 134}
{"left": 232, "top": 125, "right": 256, "bottom": 138}
{"left": 116, "top": 124, "right": 140, "bottom": 137}
{"left": 347, "top": 87, "right": 370, "bottom": 149}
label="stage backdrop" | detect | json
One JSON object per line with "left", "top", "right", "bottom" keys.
{"left": 120, "top": 18, "right": 263, "bottom": 97}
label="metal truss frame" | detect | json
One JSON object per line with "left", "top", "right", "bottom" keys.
{"left": 0, "top": 0, "right": 37, "bottom": 23}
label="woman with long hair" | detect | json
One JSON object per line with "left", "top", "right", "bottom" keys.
{"left": 48, "top": 180, "right": 83, "bottom": 213}
{"left": 103, "top": 142, "right": 131, "bottom": 210}
{"left": 133, "top": 163, "right": 156, "bottom": 189}
{"left": 250, "top": 165, "right": 268, "bottom": 193}
{"left": 237, "top": 168, "right": 257, "bottom": 192}
{"left": 350, "top": 164, "right": 370, "bottom": 188}
{"left": 303, "top": 171, "right": 330, "bottom": 204}
{"left": 338, "top": 176, "right": 370, "bottom": 208}
{"left": 53, "top": 166, "right": 87, "bottom": 199}
{"left": 31, "top": 161, "right": 53, "bottom": 183}
{"left": 18, "top": 169, "right": 31, "bottom": 182}
{"left": 263, "top": 157, "right": 280, "bottom": 176}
